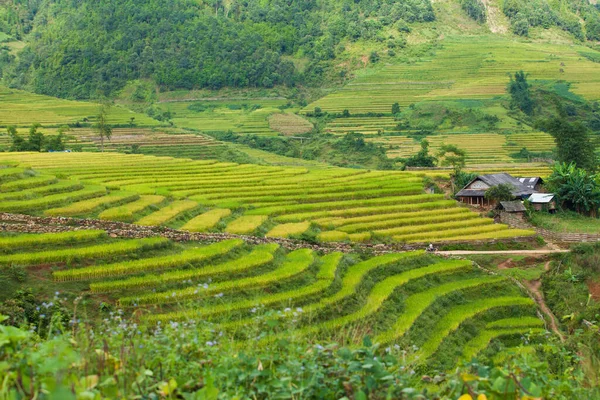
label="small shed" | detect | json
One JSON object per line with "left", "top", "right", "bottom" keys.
{"left": 528, "top": 193, "right": 557, "bottom": 212}
{"left": 498, "top": 201, "right": 527, "bottom": 213}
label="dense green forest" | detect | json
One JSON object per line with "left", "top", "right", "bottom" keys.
{"left": 0, "top": 0, "right": 599, "bottom": 100}
{"left": 0, "top": 0, "right": 435, "bottom": 99}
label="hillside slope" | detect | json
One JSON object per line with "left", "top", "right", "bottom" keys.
{"left": 0, "top": 0, "right": 599, "bottom": 100}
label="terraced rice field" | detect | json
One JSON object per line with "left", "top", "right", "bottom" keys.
{"left": 268, "top": 113, "right": 313, "bottom": 135}
{"left": 326, "top": 117, "right": 398, "bottom": 135}
{"left": 370, "top": 132, "right": 556, "bottom": 166}
{"left": 304, "top": 36, "right": 600, "bottom": 114}
{"left": 0, "top": 152, "right": 535, "bottom": 243}
{"left": 0, "top": 86, "right": 158, "bottom": 127}
{"left": 160, "top": 99, "right": 294, "bottom": 135}
{"left": 5, "top": 231, "right": 544, "bottom": 368}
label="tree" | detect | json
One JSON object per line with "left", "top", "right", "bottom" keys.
{"left": 404, "top": 139, "right": 437, "bottom": 167}
{"left": 27, "top": 124, "right": 44, "bottom": 152}
{"left": 46, "top": 133, "right": 65, "bottom": 152}
{"left": 437, "top": 144, "right": 467, "bottom": 192}
{"left": 391, "top": 103, "right": 400, "bottom": 115}
{"left": 461, "top": 0, "right": 486, "bottom": 23}
{"left": 437, "top": 144, "right": 466, "bottom": 175}
{"left": 94, "top": 104, "right": 113, "bottom": 152}
{"left": 484, "top": 184, "right": 515, "bottom": 202}
{"left": 512, "top": 17, "right": 529, "bottom": 36}
{"left": 540, "top": 117, "right": 597, "bottom": 172}
{"left": 507, "top": 71, "right": 534, "bottom": 115}
{"left": 547, "top": 162, "right": 600, "bottom": 216}
{"left": 8, "top": 126, "right": 26, "bottom": 152}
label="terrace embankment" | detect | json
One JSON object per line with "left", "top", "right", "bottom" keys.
{"left": 0, "top": 212, "right": 537, "bottom": 254}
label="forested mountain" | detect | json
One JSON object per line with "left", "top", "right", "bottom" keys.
{"left": 0, "top": 0, "right": 599, "bottom": 99}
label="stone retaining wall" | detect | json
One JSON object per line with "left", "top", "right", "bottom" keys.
{"left": 499, "top": 212, "right": 600, "bottom": 243}
{"left": 0, "top": 213, "right": 535, "bottom": 254}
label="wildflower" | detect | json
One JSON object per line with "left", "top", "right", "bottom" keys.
{"left": 296, "top": 307, "right": 303, "bottom": 313}
{"left": 251, "top": 308, "right": 257, "bottom": 313}
{"left": 315, "top": 344, "right": 324, "bottom": 350}
{"left": 284, "top": 307, "right": 291, "bottom": 313}
{"left": 206, "top": 341, "right": 215, "bottom": 347}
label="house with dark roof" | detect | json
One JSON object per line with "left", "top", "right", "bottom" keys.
{"left": 456, "top": 173, "right": 535, "bottom": 207}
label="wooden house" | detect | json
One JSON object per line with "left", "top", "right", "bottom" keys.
{"left": 456, "top": 173, "right": 534, "bottom": 206}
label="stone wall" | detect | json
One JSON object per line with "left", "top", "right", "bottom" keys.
{"left": 499, "top": 212, "right": 600, "bottom": 244}
{"left": 0, "top": 212, "right": 535, "bottom": 254}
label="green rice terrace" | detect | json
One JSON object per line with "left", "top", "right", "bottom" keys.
{"left": 0, "top": 229, "right": 544, "bottom": 373}
{"left": 305, "top": 36, "right": 600, "bottom": 115}
{"left": 0, "top": 152, "right": 535, "bottom": 244}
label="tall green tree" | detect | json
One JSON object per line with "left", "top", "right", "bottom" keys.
{"left": 507, "top": 71, "right": 535, "bottom": 115}
{"left": 404, "top": 139, "right": 436, "bottom": 167}
{"left": 93, "top": 105, "right": 113, "bottom": 152}
{"left": 484, "top": 184, "right": 514, "bottom": 202}
{"left": 437, "top": 144, "right": 466, "bottom": 192}
{"left": 547, "top": 162, "right": 600, "bottom": 217}
{"left": 27, "top": 124, "right": 45, "bottom": 152}
{"left": 541, "top": 117, "right": 597, "bottom": 172}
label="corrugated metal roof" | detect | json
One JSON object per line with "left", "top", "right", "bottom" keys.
{"left": 456, "top": 173, "right": 534, "bottom": 198}
{"left": 528, "top": 193, "right": 555, "bottom": 203}
{"left": 517, "top": 177, "right": 543, "bottom": 190}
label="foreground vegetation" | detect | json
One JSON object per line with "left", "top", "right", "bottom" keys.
{"left": 0, "top": 232, "right": 599, "bottom": 398}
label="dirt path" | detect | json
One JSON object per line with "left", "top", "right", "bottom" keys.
{"left": 524, "top": 261, "right": 565, "bottom": 342}
{"left": 438, "top": 250, "right": 568, "bottom": 256}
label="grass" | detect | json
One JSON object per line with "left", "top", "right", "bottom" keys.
{"left": 305, "top": 36, "right": 600, "bottom": 114}
{"left": 180, "top": 208, "right": 231, "bottom": 232}
{"left": 0, "top": 237, "right": 169, "bottom": 266}
{"left": 304, "top": 260, "right": 473, "bottom": 333}
{"left": 0, "top": 185, "right": 107, "bottom": 213}
{"left": 53, "top": 239, "right": 243, "bottom": 281}
{"left": 0, "top": 230, "right": 106, "bottom": 251}
{"left": 144, "top": 252, "right": 344, "bottom": 324}
{"left": 136, "top": 200, "right": 199, "bottom": 226}
{"left": 90, "top": 245, "right": 278, "bottom": 293}
{"left": 0, "top": 85, "right": 159, "bottom": 127}
{"left": 0, "top": 152, "right": 531, "bottom": 244}
{"left": 119, "top": 248, "right": 315, "bottom": 306}
{"left": 98, "top": 195, "right": 165, "bottom": 222}
{"left": 462, "top": 327, "right": 545, "bottom": 362}
{"left": 302, "top": 252, "right": 424, "bottom": 314}
{"left": 374, "top": 276, "right": 507, "bottom": 344}
{"left": 265, "top": 222, "right": 311, "bottom": 238}
{"left": 44, "top": 192, "right": 139, "bottom": 217}
{"left": 1, "top": 230, "right": 540, "bottom": 366}
{"left": 225, "top": 215, "right": 268, "bottom": 235}
{"left": 417, "top": 296, "right": 536, "bottom": 361}
{"left": 530, "top": 212, "right": 600, "bottom": 234}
